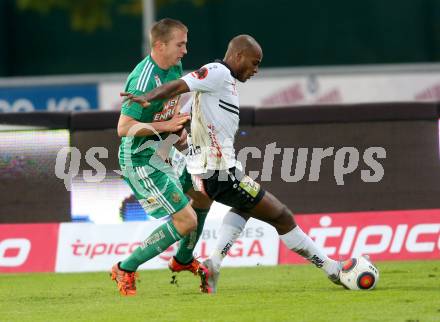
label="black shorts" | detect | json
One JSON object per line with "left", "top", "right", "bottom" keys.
{"left": 202, "top": 167, "right": 265, "bottom": 211}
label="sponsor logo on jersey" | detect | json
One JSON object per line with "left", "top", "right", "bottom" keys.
{"left": 191, "top": 67, "right": 208, "bottom": 80}
{"left": 207, "top": 124, "right": 222, "bottom": 158}
{"left": 153, "top": 98, "right": 178, "bottom": 121}
{"left": 154, "top": 74, "right": 162, "bottom": 87}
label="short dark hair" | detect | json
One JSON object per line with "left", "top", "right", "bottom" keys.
{"left": 150, "top": 18, "right": 188, "bottom": 47}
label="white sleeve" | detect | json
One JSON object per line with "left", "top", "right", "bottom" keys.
{"left": 179, "top": 94, "right": 193, "bottom": 114}
{"left": 181, "top": 64, "right": 225, "bottom": 93}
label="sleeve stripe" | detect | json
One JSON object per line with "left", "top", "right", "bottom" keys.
{"left": 136, "top": 62, "right": 154, "bottom": 91}
{"left": 219, "top": 104, "right": 239, "bottom": 116}
{"left": 141, "top": 63, "right": 155, "bottom": 92}
{"left": 219, "top": 99, "right": 238, "bottom": 110}
{"left": 136, "top": 61, "right": 151, "bottom": 90}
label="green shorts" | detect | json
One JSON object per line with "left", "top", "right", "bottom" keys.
{"left": 168, "top": 147, "right": 193, "bottom": 194}
{"left": 121, "top": 148, "right": 193, "bottom": 219}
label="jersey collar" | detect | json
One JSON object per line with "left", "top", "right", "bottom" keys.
{"left": 148, "top": 55, "right": 171, "bottom": 75}
{"left": 215, "top": 59, "right": 237, "bottom": 79}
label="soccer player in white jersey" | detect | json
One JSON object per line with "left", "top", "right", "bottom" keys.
{"left": 121, "top": 34, "right": 344, "bottom": 293}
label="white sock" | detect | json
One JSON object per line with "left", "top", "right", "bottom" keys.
{"left": 210, "top": 211, "right": 247, "bottom": 271}
{"left": 279, "top": 226, "right": 339, "bottom": 276}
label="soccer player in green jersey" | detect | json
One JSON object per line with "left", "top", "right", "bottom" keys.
{"left": 122, "top": 35, "right": 349, "bottom": 295}
{"left": 111, "top": 18, "right": 212, "bottom": 296}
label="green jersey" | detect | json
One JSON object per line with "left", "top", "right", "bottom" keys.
{"left": 119, "top": 55, "right": 183, "bottom": 167}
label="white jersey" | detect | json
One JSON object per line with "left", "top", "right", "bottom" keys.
{"left": 181, "top": 61, "right": 240, "bottom": 174}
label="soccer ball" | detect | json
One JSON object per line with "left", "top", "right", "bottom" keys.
{"left": 339, "top": 256, "right": 379, "bottom": 290}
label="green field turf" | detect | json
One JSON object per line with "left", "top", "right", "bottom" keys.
{"left": 1, "top": 260, "right": 439, "bottom": 322}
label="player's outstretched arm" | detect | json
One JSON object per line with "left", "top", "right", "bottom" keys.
{"left": 117, "top": 113, "right": 190, "bottom": 137}
{"left": 120, "top": 79, "right": 190, "bottom": 108}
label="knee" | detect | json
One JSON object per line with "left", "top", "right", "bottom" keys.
{"left": 173, "top": 208, "right": 198, "bottom": 236}
{"left": 182, "top": 212, "right": 198, "bottom": 235}
{"left": 186, "top": 212, "right": 198, "bottom": 232}
{"left": 263, "top": 192, "right": 292, "bottom": 223}
{"left": 275, "top": 203, "right": 289, "bottom": 220}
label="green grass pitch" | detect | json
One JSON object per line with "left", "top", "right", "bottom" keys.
{"left": 1, "top": 260, "right": 439, "bottom": 322}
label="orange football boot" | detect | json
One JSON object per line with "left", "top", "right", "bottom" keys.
{"left": 110, "top": 262, "right": 138, "bottom": 296}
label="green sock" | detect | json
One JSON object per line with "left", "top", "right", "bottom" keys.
{"left": 174, "top": 208, "right": 209, "bottom": 264}
{"left": 120, "top": 220, "right": 183, "bottom": 272}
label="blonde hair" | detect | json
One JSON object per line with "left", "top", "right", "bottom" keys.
{"left": 150, "top": 18, "right": 188, "bottom": 48}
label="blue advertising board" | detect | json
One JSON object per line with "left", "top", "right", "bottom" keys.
{"left": 0, "top": 84, "right": 98, "bottom": 112}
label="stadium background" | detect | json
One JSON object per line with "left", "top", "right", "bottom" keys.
{"left": 0, "top": 0, "right": 439, "bottom": 273}
{"left": 1, "top": 0, "right": 440, "bottom": 76}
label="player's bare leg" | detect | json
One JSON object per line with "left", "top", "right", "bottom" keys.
{"left": 247, "top": 191, "right": 341, "bottom": 282}
{"left": 201, "top": 192, "right": 342, "bottom": 293}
